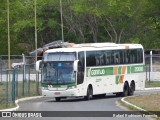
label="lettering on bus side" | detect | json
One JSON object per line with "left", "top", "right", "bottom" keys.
{"left": 130, "top": 65, "right": 144, "bottom": 73}
{"left": 134, "top": 66, "right": 144, "bottom": 72}
{"left": 91, "top": 69, "right": 105, "bottom": 76}
{"left": 87, "top": 68, "right": 106, "bottom": 77}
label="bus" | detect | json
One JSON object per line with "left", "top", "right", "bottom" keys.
{"left": 36, "top": 42, "right": 145, "bottom": 101}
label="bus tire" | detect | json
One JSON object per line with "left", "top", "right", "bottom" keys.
{"left": 55, "top": 97, "right": 61, "bottom": 102}
{"left": 122, "top": 82, "right": 129, "bottom": 97}
{"left": 128, "top": 81, "right": 135, "bottom": 96}
{"left": 84, "top": 86, "right": 93, "bottom": 100}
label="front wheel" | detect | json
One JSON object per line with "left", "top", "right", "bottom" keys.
{"left": 84, "top": 86, "right": 93, "bottom": 100}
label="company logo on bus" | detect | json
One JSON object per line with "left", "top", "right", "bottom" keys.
{"left": 88, "top": 68, "right": 106, "bottom": 77}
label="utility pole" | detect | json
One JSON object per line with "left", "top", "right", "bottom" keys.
{"left": 60, "top": 0, "right": 64, "bottom": 42}
{"left": 34, "top": 0, "right": 39, "bottom": 95}
{"left": 34, "top": 0, "right": 37, "bottom": 62}
{"left": 7, "top": 0, "right": 11, "bottom": 70}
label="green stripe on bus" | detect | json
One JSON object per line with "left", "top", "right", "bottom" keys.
{"left": 118, "top": 66, "right": 122, "bottom": 74}
{"left": 116, "top": 76, "right": 120, "bottom": 84}
{"left": 86, "top": 65, "right": 144, "bottom": 77}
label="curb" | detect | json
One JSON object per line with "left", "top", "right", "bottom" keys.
{"left": 145, "top": 87, "right": 160, "bottom": 90}
{"left": 0, "top": 96, "right": 42, "bottom": 111}
{"left": 120, "top": 95, "right": 159, "bottom": 118}
{"left": 121, "top": 87, "right": 160, "bottom": 111}
{"left": 121, "top": 96, "right": 147, "bottom": 111}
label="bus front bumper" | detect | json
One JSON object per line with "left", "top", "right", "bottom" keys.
{"left": 42, "top": 89, "right": 79, "bottom": 98}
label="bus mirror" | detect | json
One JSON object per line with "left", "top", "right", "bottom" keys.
{"left": 36, "top": 60, "right": 42, "bottom": 72}
{"left": 73, "top": 60, "right": 79, "bottom": 72}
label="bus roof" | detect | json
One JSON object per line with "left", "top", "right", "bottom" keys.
{"left": 45, "top": 43, "right": 143, "bottom": 53}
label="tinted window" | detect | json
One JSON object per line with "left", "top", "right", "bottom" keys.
{"left": 86, "top": 48, "right": 143, "bottom": 67}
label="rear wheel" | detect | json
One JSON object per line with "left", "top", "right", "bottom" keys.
{"left": 55, "top": 97, "right": 61, "bottom": 102}
{"left": 122, "top": 82, "right": 129, "bottom": 97}
{"left": 129, "top": 82, "right": 135, "bottom": 96}
{"left": 84, "top": 86, "right": 93, "bottom": 100}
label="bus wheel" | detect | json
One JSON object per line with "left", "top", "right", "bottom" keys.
{"left": 129, "top": 82, "right": 135, "bottom": 96}
{"left": 122, "top": 82, "right": 129, "bottom": 97}
{"left": 55, "top": 97, "right": 61, "bottom": 102}
{"left": 84, "top": 86, "right": 93, "bottom": 100}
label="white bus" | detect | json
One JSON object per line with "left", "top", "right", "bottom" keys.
{"left": 36, "top": 43, "right": 145, "bottom": 101}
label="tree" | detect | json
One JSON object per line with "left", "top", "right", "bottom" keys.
{"left": 0, "top": 0, "right": 159, "bottom": 54}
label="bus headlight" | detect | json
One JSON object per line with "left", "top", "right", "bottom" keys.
{"left": 68, "top": 86, "right": 76, "bottom": 89}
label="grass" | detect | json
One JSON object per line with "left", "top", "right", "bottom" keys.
{"left": 0, "top": 102, "right": 16, "bottom": 110}
{"left": 0, "top": 81, "right": 40, "bottom": 110}
{"left": 145, "top": 81, "right": 160, "bottom": 88}
{"left": 125, "top": 94, "right": 160, "bottom": 111}
{"left": 119, "top": 81, "right": 160, "bottom": 120}
{"left": 121, "top": 94, "right": 160, "bottom": 120}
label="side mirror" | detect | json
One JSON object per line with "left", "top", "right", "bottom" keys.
{"left": 73, "top": 60, "right": 79, "bottom": 72}
{"left": 36, "top": 60, "right": 42, "bottom": 72}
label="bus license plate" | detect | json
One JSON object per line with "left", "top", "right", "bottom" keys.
{"left": 54, "top": 92, "right": 60, "bottom": 95}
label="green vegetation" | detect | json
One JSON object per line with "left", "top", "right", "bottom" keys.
{"left": 0, "top": 81, "right": 40, "bottom": 110}
{"left": 125, "top": 94, "right": 160, "bottom": 111}
{"left": 0, "top": 102, "right": 16, "bottom": 110}
{"left": 124, "top": 94, "right": 160, "bottom": 119}
{"left": 145, "top": 81, "right": 160, "bottom": 88}
{"left": 0, "top": 0, "right": 160, "bottom": 55}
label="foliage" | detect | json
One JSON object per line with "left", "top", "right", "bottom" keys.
{"left": 0, "top": 0, "right": 159, "bottom": 55}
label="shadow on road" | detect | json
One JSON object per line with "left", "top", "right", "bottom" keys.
{"left": 46, "top": 94, "right": 120, "bottom": 103}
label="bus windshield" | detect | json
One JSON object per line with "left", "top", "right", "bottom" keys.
{"left": 42, "top": 62, "right": 76, "bottom": 85}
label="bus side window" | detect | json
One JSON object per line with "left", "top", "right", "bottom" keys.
{"left": 116, "top": 51, "right": 120, "bottom": 64}
{"left": 95, "top": 51, "right": 104, "bottom": 66}
{"left": 137, "top": 49, "right": 143, "bottom": 63}
{"left": 128, "top": 50, "right": 131, "bottom": 64}
{"left": 130, "top": 50, "right": 133, "bottom": 63}
{"left": 105, "top": 51, "right": 112, "bottom": 65}
{"left": 113, "top": 51, "right": 120, "bottom": 64}
{"left": 105, "top": 53, "right": 110, "bottom": 65}
{"left": 77, "top": 52, "right": 85, "bottom": 85}
{"left": 100, "top": 53, "right": 105, "bottom": 65}
{"left": 77, "top": 61, "right": 84, "bottom": 85}
{"left": 139, "top": 49, "right": 143, "bottom": 63}
{"left": 111, "top": 51, "right": 115, "bottom": 64}
{"left": 86, "top": 51, "right": 96, "bottom": 66}
{"left": 132, "top": 50, "right": 137, "bottom": 63}
{"left": 120, "top": 50, "right": 125, "bottom": 64}
{"left": 136, "top": 50, "right": 139, "bottom": 63}
{"left": 124, "top": 50, "right": 128, "bottom": 64}
{"left": 95, "top": 55, "right": 100, "bottom": 66}
{"left": 78, "top": 51, "right": 85, "bottom": 71}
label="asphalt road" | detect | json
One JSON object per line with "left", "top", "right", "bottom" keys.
{"left": 17, "top": 89, "right": 160, "bottom": 111}
{"left": 1, "top": 89, "right": 160, "bottom": 120}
